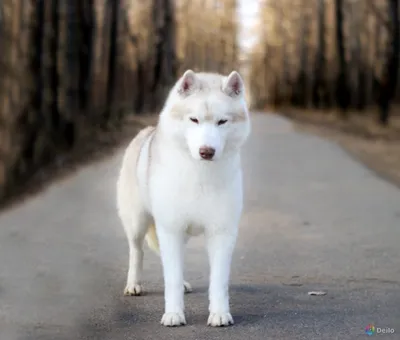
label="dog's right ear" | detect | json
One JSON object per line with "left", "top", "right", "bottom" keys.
{"left": 177, "top": 69, "right": 198, "bottom": 96}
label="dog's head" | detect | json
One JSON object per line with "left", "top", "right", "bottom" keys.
{"left": 160, "top": 70, "right": 251, "bottom": 161}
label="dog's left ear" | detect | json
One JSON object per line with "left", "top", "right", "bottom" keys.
{"left": 222, "top": 71, "right": 244, "bottom": 98}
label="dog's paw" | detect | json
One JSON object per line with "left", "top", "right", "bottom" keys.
{"left": 207, "top": 312, "right": 234, "bottom": 327}
{"left": 184, "top": 280, "right": 192, "bottom": 294}
{"left": 124, "top": 283, "right": 142, "bottom": 296}
{"left": 161, "top": 312, "right": 186, "bottom": 327}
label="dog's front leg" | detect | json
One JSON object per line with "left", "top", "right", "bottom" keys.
{"left": 157, "top": 227, "right": 186, "bottom": 326}
{"left": 206, "top": 229, "right": 238, "bottom": 327}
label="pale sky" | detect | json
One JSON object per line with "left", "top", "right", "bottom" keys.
{"left": 237, "top": 0, "right": 261, "bottom": 53}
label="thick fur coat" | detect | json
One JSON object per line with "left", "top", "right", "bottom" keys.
{"left": 116, "top": 69, "right": 251, "bottom": 327}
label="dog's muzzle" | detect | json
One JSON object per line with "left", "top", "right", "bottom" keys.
{"left": 199, "top": 146, "right": 215, "bottom": 160}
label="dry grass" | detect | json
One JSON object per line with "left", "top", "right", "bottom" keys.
{"left": 278, "top": 107, "right": 400, "bottom": 188}
{"left": 0, "top": 113, "right": 158, "bottom": 212}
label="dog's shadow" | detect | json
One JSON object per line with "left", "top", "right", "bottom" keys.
{"left": 23, "top": 283, "right": 344, "bottom": 339}
{"left": 191, "top": 283, "right": 293, "bottom": 326}
{"left": 182, "top": 283, "right": 340, "bottom": 327}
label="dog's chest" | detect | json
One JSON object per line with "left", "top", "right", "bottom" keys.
{"left": 158, "top": 167, "right": 226, "bottom": 206}
{"left": 149, "top": 162, "right": 242, "bottom": 226}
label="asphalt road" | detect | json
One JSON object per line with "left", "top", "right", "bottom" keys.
{"left": 1, "top": 113, "right": 400, "bottom": 340}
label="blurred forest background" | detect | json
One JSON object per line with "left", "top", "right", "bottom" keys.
{"left": 249, "top": 0, "right": 400, "bottom": 125}
{"left": 0, "top": 0, "right": 400, "bottom": 205}
{"left": 0, "top": 0, "right": 238, "bottom": 203}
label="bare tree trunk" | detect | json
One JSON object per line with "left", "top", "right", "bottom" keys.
{"left": 372, "top": 13, "right": 382, "bottom": 102}
{"left": 366, "top": 12, "right": 375, "bottom": 107}
{"left": 105, "top": 0, "right": 119, "bottom": 117}
{"left": 350, "top": 2, "right": 366, "bottom": 111}
{"left": 335, "top": 0, "right": 350, "bottom": 116}
{"left": 0, "top": 0, "right": 15, "bottom": 189}
{"left": 40, "top": 0, "right": 60, "bottom": 160}
{"left": 78, "top": 0, "right": 94, "bottom": 112}
{"left": 99, "top": 1, "right": 112, "bottom": 116}
{"left": 378, "top": 0, "right": 399, "bottom": 125}
{"left": 18, "top": 0, "right": 44, "bottom": 170}
{"left": 312, "top": 0, "right": 327, "bottom": 108}
{"left": 57, "top": 0, "right": 80, "bottom": 145}
{"left": 296, "top": 5, "right": 309, "bottom": 107}
{"left": 149, "top": 0, "right": 177, "bottom": 111}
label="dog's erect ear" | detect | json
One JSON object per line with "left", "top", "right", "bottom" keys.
{"left": 222, "top": 71, "right": 244, "bottom": 97}
{"left": 177, "top": 69, "right": 198, "bottom": 96}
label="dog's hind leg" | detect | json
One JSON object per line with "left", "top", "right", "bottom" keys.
{"left": 117, "top": 126, "right": 157, "bottom": 296}
{"left": 122, "top": 210, "right": 150, "bottom": 296}
{"left": 182, "top": 234, "right": 193, "bottom": 293}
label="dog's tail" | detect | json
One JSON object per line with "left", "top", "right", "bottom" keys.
{"left": 145, "top": 223, "right": 160, "bottom": 254}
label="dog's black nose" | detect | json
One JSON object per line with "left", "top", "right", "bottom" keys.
{"left": 199, "top": 146, "right": 215, "bottom": 160}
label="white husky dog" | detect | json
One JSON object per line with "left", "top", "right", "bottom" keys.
{"left": 116, "top": 69, "right": 251, "bottom": 327}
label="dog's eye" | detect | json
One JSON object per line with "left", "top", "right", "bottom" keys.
{"left": 217, "top": 119, "right": 228, "bottom": 126}
{"left": 190, "top": 117, "right": 199, "bottom": 124}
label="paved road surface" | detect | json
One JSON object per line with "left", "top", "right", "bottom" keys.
{"left": 1, "top": 113, "right": 400, "bottom": 340}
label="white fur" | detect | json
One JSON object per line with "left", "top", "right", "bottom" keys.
{"left": 116, "top": 70, "right": 251, "bottom": 327}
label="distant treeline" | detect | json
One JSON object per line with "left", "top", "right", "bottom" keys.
{"left": 248, "top": 0, "right": 399, "bottom": 125}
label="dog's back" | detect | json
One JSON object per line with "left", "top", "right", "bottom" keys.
{"left": 116, "top": 126, "right": 155, "bottom": 227}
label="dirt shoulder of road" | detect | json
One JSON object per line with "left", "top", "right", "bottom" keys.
{"left": 0, "top": 114, "right": 158, "bottom": 212}
{"left": 277, "top": 107, "right": 400, "bottom": 189}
